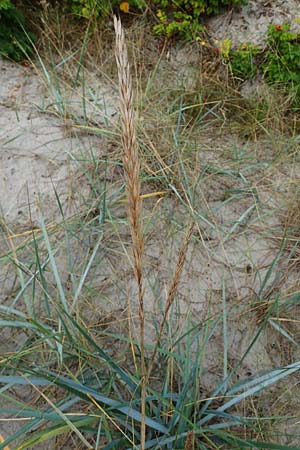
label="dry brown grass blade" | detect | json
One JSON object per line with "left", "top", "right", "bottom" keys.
{"left": 148, "top": 221, "right": 194, "bottom": 377}
{"left": 114, "top": 15, "right": 146, "bottom": 450}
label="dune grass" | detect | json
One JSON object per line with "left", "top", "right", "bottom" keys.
{"left": 1, "top": 9, "right": 300, "bottom": 450}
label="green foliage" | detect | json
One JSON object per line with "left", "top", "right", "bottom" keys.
{"left": 0, "top": 0, "right": 12, "bottom": 10}
{"left": 154, "top": 8, "right": 205, "bottom": 39}
{"left": 67, "top": 0, "right": 247, "bottom": 40}
{"left": 70, "top": 0, "right": 102, "bottom": 18}
{"left": 153, "top": 0, "right": 248, "bottom": 40}
{"left": 229, "top": 42, "right": 260, "bottom": 80}
{"left": 227, "top": 23, "right": 300, "bottom": 106}
{"left": 262, "top": 23, "right": 300, "bottom": 104}
{"left": 0, "top": 1, "right": 35, "bottom": 61}
{"left": 69, "top": 0, "right": 145, "bottom": 19}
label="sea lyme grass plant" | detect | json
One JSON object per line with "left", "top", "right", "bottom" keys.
{"left": 1, "top": 241, "right": 300, "bottom": 449}
{"left": 1, "top": 9, "right": 300, "bottom": 450}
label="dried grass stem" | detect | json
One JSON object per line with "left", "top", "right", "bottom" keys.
{"left": 114, "top": 15, "right": 146, "bottom": 449}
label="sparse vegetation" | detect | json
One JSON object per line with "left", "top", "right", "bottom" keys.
{"left": 227, "top": 22, "right": 300, "bottom": 104}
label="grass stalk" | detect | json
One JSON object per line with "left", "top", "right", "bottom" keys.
{"left": 113, "top": 15, "right": 146, "bottom": 449}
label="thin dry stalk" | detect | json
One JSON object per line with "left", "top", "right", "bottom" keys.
{"left": 148, "top": 222, "right": 194, "bottom": 377}
{"left": 114, "top": 16, "right": 146, "bottom": 449}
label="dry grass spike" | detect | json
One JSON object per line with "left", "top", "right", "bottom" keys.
{"left": 148, "top": 221, "right": 194, "bottom": 376}
{"left": 114, "top": 15, "right": 146, "bottom": 449}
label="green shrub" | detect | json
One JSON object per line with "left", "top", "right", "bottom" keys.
{"left": 0, "top": 0, "right": 35, "bottom": 61}
{"left": 262, "top": 23, "right": 300, "bottom": 104}
{"left": 227, "top": 22, "right": 300, "bottom": 106}
{"left": 153, "top": 0, "right": 248, "bottom": 40}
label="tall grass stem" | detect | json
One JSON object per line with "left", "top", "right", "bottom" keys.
{"left": 114, "top": 15, "right": 146, "bottom": 449}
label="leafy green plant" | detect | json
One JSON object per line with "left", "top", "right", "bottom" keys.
{"left": 0, "top": 0, "right": 35, "bottom": 61}
{"left": 229, "top": 42, "right": 260, "bottom": 80}
{"left": 154, "top": 8, "right": 205, "bottom": 40}
{"left": 262, "top": 22, "right": 300, "bottom": 106}
{"left": 153, "top": 0, "right": 248, "bottom": 40}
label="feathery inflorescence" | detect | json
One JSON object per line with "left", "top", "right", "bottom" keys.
{"left": 114, "top": 15, "right": 146, "bottom": 449}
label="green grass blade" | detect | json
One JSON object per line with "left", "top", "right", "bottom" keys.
{"left": 64, "top": 313, "right": 138, "bottom": 391}
{"left": 9, "top": 371, "right": 168, "bottom": 434}
{"left": 71, "top": 234, "right": 103, "bottom": 312}
{"left": 17, "top": 417, "right": 96, "bottom": 450}
{"left": 39, "top": 215, "right": 69, "bottom": 313}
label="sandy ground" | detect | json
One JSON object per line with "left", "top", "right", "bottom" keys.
{"left": 210, "top": 0, "right": 300, "bottom": 47}
{"left": 1, "top": 1, "right": 300, "bottom": 447}
{"left": 0, "top": 58, "right": 119, "bottom": 448}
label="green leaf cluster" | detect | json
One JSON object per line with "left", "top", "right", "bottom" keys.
{"left": 70, "top": 0, "right": 103, "bottom": 18}
{"left": 229, "top": 43, "right": 260, "bottom": 79}
{"left": 153, "top": 0, "right": 248, "bottom": 40}
{"left": 58, "top": 0, "right": 247, "bottom": 41}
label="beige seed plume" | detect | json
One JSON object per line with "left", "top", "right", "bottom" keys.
{"left": 114, "top": 16, "right": 144, "bottom": 295}
{"left": 114, "top": 16, "right": 146, "bottom": 449}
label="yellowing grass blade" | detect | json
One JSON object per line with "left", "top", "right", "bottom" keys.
{"left": 0, "top": 433, "right": 10, "bottom": 450}
{"left": 141, "top": 191, "right": 168, "bottom": 199}
{"left": 119, "top": 191, "right": 168, "bottom": 203}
